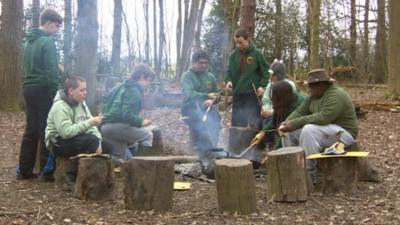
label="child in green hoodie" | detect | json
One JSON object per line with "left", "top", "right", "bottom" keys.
{"left": 18, "top": 9, "right": 63, "bottom": 180}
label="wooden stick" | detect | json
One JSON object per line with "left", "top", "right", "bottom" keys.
{"left": 251, "top": 82, "right": 262, "bottom": 107}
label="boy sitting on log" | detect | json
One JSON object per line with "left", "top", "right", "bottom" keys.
{"left": 101, "top": 64, "right": 154, "bottom": 162}
{"left": 45, "top": 76, "right": 112, "bottom": 191}
{"left": 278, "top": 69, "right": 359, "bottom": 183}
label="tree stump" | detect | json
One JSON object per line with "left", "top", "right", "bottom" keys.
{"left": 214, "top": 159, "right": 256, "bottom": 214}
{"left": 137, "top": 126, "right": 163, "bottom": 156}
{"left": 266, "top": 147, "right": 308, "bottom": 202}
{"left": 318, "top": 157, "right": 358, "bottom": 194}
{"left": 124, "top": 156, "right": 175, "bottom": 211}
{"left": 228, "top": 127, "right": 258, "bottom": 154}
{"left": 74, "top": 157, "right": 114, "bottom": 201}
{"left": 54, "top": 157, "right": 71, "bottom": 185}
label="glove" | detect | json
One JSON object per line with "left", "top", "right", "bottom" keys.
{"left": 250, "top": 132, "right": 265, "bottom": 146}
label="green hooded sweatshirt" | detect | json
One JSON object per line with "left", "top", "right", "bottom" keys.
{"left": 45, "top": 90, "right": 101, "bottom": 150}
{"left": 23, "top": 28, "right": 60, "bottom": 95}
{"left": 101, "top": 80, "right": 144, "bottom": 127}
{"left": 225, "top": 43, "right": 269, "bottom": 94}
{"left": 181, "top": 68, "right": 219, "bottom": 102}
{"left": 287, "top": 85, "right": 359, "bottom": 138}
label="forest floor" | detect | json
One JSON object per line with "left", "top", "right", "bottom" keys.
{"left": 0, "top": 87, "right": 399, "bottom": 225}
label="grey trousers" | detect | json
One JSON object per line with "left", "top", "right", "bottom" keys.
{"left": 101, "top": 123, "right": 153, "bottom": 160}
{"left": 283, "top": 124, "right": 355, "bottom": 176}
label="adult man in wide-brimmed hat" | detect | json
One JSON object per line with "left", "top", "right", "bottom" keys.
{"left": 278, "top": 69, "right": 358, "bottom": 182}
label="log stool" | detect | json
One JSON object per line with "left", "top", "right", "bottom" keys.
{"left": 228, "top": 127, "right": 258, "bottom": 154}
{"left": 124, "top": 156, "right": 175, "bottom": 211}
{"left": 54, "top": 157, "right": 71, "bottom": 185}
{"left": 137, "top": 126, "right": 163, "bottom": 156}
{"left": 214, "top": 159, "right": 256, "bottom": 214}
{"left": 318, "top": 157, "right": 358, "bottom": 194}
{"left": 266, "top": 147, "right": 308, "bottom": 202}
{"left": 75, "top": 156, "right": 115, "bottom": 201}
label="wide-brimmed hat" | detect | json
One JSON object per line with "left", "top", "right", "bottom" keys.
{"left": 306, "top": 69, "right": 335, "bottom": 84}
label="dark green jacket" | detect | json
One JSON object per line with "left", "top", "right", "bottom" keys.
{"left": 262, "top": 92, "right": 305, "bottom": 132}
{"left": 181, "top": 68, "right": 219, "bottom": 103}
{"left": 287, "top": 85, "right": 359, "bottom": 138}
{"left": 101, "top": 80, "right": 143, "bottom": 127}
{"left": 23, "top": 28, "right": 60, "bottom": 95}
{"left": 225, "top": 43, "right": 269, "bottom": 94}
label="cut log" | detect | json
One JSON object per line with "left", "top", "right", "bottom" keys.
{"left": 214, "top": 159, "right": 256, "bottom": 214}
{"left": 74, "top": 157, "right": 114, "bottom": 201}
{"left": 137, "top": 126, "right": 163, "bottom": 156}
{"left": 228, "top": 127, "right": 258, "bottom": 154}
{"left": 165, "top": 155, "right": 199, "bottom": 164}
{"left": 54, "top": 157, "right": 71, "bottom": 185}
{"left": 318, "top": 157, "right": 358, "bottom": 194}
{"left": 266, "top": 147, "right": 308, "bottom": 202}
{"left": 124, "top": 156, "right": 175, "bottom": 211}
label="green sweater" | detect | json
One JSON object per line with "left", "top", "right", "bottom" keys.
{"left": 225, "top": 43, "right": 269, "bottom": 94}
{"left": 102, "top": 80, "right": 143, "bottom": 127}
{"left": 181, "top": 68, "right": 219, "bottom": 102}
{"left": 262, "top": 92, "right": 305, "bottom": 132}
{"left": 287, "top": 85, "right": 359, "bottom": 138}
{"left": 45, "top": 90, "right": 101, "bottom": 149}
{"left": 23, "top": 28, "right": 60, "bottom": 95}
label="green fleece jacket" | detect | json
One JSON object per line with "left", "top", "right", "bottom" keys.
{"left": 45, "top": 90, "right": 101, "bottom": 149}
{"left": 181, "top": 68, "right": 219, "bottom": 102}
{"left": 23, "top": 28, "right": 60, "bottom": 95}
{"left": 287, "top": 85, "right": 359, "bottom": 138}
{"left": 101, "top": 80, "right": 143, "bottom": 127}
{"left": 225, "top": 43, "right": 269, "bottom": 94}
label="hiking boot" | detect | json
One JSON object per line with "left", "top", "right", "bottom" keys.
{"left": 16, "top": 171, "right": 38, "bottom": 180}
{"left": 62, "top": 176, "right": 75, "bottom": 192}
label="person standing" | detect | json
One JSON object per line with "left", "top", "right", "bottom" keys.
{"left": 181, "top": 50, "right": 221, "bottom": 157}
{"left": 18, "top": 9, "right": 63, "bottom": 179}
{"left": 225, "top": 28, "right": 269, "bottom": 129}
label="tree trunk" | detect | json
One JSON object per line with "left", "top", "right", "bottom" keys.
{"left": 239, "top": 0, "right": 256, "bottom": 40}
{"left": 144, "top": 0, "right": 150, "bottom": 64}
{"left": 214, "top": 159, "right": 256, "bottom": 214}
{"left": 75, "top": 157, "right": 115, "bottom": 201}
{"left": 124, "top": 157, "right": 175, "bottom": 211}
{"left": 388, "top": 0, "right": 400, "bottom": 97}
{"left": 362, "top": 0, "right": 370, "bottom": 79}
{"left": 32, "top": 0, "right": 40, "bottom": 28}
{"left": 156, "top": 0, "right": 165, "bottom": 76}
{"left": 153, "top": 0, "right": 158, "bottom": 69}
{"left": 111, "top": 0, "right": 122, "bottom": 76}
{"left": 75, "top": 0, "right": 99, "bottom": 109}
{"left": 194, "top": 0, "right": 206, "bottom": 50}
{"left": 308, "top": 0, "right": 321, "bottom": 70}
{"left": 374, "top": 0, "right": 387, "bottom": 84}
{"left": 350, "top": 0, "right": 357, "bottom": 66}
{"left": 0, "top": 0, "right": 23, "bottom": 111}
{"left": 176, "top": 0, "right": 183, "bottom": 74}
{"left": 274, "top": 0, "right": 283, "bottom": 59}
{"left": 64, "top": 0, "right": 73, "bottom": 77}
{"left": 266, "top": 147, "right": 308, "bottom": 202}
{"left": 54, "top": 157, "right": 71, "bottom": 185}
{"left": 122, "top": 8, "right": 133, "bottom": 70}
{"left": 176, "top": 0, "right": 200, "bottom": 80}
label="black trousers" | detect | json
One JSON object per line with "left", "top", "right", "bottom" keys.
{"left": 231, "top": 92, "right": 262, "bottom": 129}
{"left": 53, "top": 133, "right": 112, "bottom": 179}
{"left": 19, "top": 85, "right": 54, "bottom": 175}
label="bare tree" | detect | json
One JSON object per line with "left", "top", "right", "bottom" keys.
{"left": 75, "top": 0, "right": 99, "bottom": 109}
{"left": 374, "top": 0, "right": 387, "bottom": 83}
{"left": 350, "top": 0, "right": 356, "bottom": 65}
{"left": 308, "top": 0, "right": 321, "bottom": 70}
{"left": 362, "top": 0, "right": 370, "bottom": 78}
{"left": 194, "top": 0, "right": 206, "bottom": 50}
{"left": 222, "top": 0, "right": 240, "bottom": 81}
{"left": 0, "top": 0, "right": 24, "bottom": 110}
{"left": 274, "top": 0, "right": 283, "bottom": 59}
{"left": 153, "top": 0, "right": 157, "bottom": 68}
{"left": 176, "top": 0, "right": 183, "bottom": 71}
{"left": 388, "top": 0, "right": 400, "bottom": 97}
{"left": 156, "top": 0, "right": 166, "bottom": 76}
{"left": 144, "top": 0, "right": 150, "bottom": 64}
{"left": 111, "top": 0, "right": 122, "bottom": 75}
{"left": 239, "top": 0, "right": 256, "bottom": 39}
{"left": 122, "top": 8, "right": 134, "bottom": 70}
{"left": 64, "top": 0, "right": 73, "bottom": 76}
{"left": 32, "top": 0, "right": 40, "bottom": 28}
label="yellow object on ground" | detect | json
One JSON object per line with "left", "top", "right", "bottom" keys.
{"left": 307, "top": 151, "right": 369, "bottom": 159}
{"left": 174, "top": 182, "right": 192, "bottom": 190}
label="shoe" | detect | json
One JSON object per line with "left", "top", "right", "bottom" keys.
{"left": 39, "top": 172, "right": 55, "bottom": 182}
{"left": 16, "top": 169, "right": 38, "bottom": 180}
{"left": 62, "top": 176, "right": 75, "bottom": 192}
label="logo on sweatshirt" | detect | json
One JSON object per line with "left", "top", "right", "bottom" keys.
{"left": 246, "top": 56, "right": 254, "bottom": 64}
